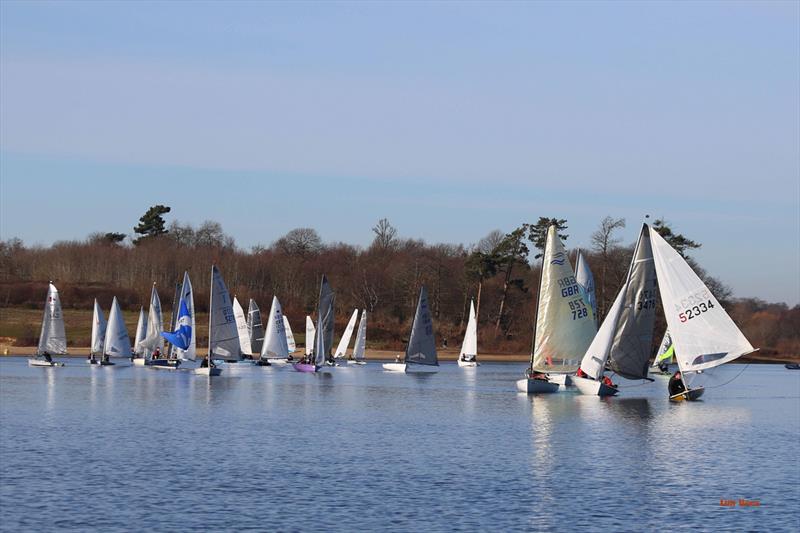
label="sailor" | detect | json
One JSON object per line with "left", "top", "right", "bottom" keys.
{"left": 152, "top": 347, "right": 161, "bottom": 359}
{"left": 601, "top": 375, "right": 615, "bottom": 388}
{"left": 43, "top": 353, "right": 53, "bottom": 363}
{"left": 575, "top": 367, "right": 588, "bottom": 378}
{"left": 668, "top": 371, "right": 686, "bottom": 396}
{"left": 658, "top": 361, "right": 669, "bottom": 373}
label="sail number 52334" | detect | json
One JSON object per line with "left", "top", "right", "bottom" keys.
{"left": 678, "top": 300, "right": 715, "bottom": 322}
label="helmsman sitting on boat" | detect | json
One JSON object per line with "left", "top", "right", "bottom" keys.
{"left": 668, "top": 371, "right": 686, "bottom": 397}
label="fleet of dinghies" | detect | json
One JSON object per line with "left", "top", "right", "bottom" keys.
{"left": 23, "top": 221, "right": 757, "bottom": 399}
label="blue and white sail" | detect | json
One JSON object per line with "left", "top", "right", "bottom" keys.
{"left": 162, "top": 299, "right": 193, "bottom": 353}
{"left": 575, "top": 249, "right": 598, "bottom": 327}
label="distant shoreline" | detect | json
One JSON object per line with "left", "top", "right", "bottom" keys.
{"left": 2, "top": 346, "right": 796, "bottom": 364}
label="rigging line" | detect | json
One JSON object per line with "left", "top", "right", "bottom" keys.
{"left": 704, "top": 363, "right": 751, "bottom": 389}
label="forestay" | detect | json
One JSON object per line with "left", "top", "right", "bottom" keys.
{"left": 38, "top": 283, "right": 67, "bottom": 355}
{"left": 459, "top": 301, "right": 477, "bottom": 360}
{"left": 353, "top": 310, "right": 367, "bottom": 361}
{"left": 314, "top": 276, "right": 335, "bottom": 367}
{"left": 133, "top": 307, "right": 148, "bottom": 355}
{"left": 575, "top": 249, "right": 598, "bottom": 327}
{"left": 334, "top": 309, "right": 359, "bottom": 358}
{"left": 104, "top": 296, "right": 132, "bottom": 357}
{"left": 233, "top": 297, "right": 252, "bottom": 356}
{"left": 90, "top": 299, "right": 107, "bottom": 355}
{"left": 531, "top": 227, "right": 597, "bottom": 373}
{"left": 405, "top": 286, "right": 438, "bottom": 366}
{"left": 649, "top": 227, "right": 754, "bottom": 372}
{"left": 247, "top": 299, "right": 264, "bottom": 355}
{"left": 283, "top": 316, "right": 296, "bottom": 352}
{"left": 208, "top": 266, "right": 241, "bottom": 361}
{"left": 261, "top": 296, "right": 290, "bottom": 360}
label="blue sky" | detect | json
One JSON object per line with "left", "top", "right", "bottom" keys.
{"left": 1, "top": 1, "right": 798, "bottom": 304}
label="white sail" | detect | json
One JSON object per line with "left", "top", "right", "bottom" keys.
{"left": 247, "top": 299, "right": 264, "bottom": 355}
{"left": 459, "top": 301, "right": 478, "bottom": 360}
{"left": 208, "top": 266, "right": 241, "bottom": 361}
{"left": 90, "top": 299, "right": 107, "bottom": 355}
{"left": 141, "top": 285, "right": 164, "bottom": 355}
{"left": 175, "top": 271, "right": 197, "bottom": 361}
{"left": 232, "top": 297, "right": 252, "bottom": 356}
{"left": 405, "top": 286, "right": 438, "bottom": 366}
{"left": 38, "top": 283, "right": 67, "bottom": 355}
{"left": 133, "top": 307, "right": 147, "bottom": 355}
{"left": 104, "top": 296, "right": 132, "bottom": 357}
{"left": 314, "top": 276, "right": 335, "bottom": 367}
{"left": 305, "top": 315, "right": 316, "bottom": 356}
{"left": 575, "top": 249, "right": 598, "bottom": 327}
{"left": 334, "top": 309, "right": 359, "bottom": 358}
{"left": 260, "top": 296, "right": 290, "bottom": 360}
{"left": 649, "top": 227, "right": 754, "bottom": 372}
{"left": 283, "top": 316, "right": 296, "bottom": 352}
{"left": 579, "top": 224, "right": 659, "bottom": 381}
{"left": 531, "top": 226, "right": 597, "bottom": 373}
{"left": 352, "top": 310, "right": 367, "bottom": 361}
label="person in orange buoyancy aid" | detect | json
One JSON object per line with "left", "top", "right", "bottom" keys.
{"left": 602, "top": 375, "right": 615, "bottom": 388}
{"left": 575, "top": 368, "right": 587, "bottom": 378}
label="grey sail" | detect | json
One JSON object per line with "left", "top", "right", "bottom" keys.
{"left": 606, "top": 224, "right": 659, "bottom": 380}
{"left": 247, "top": 299, "right": 265, "bottom": 355}
{"left": 405, "top": 286, "right": 438, "bottom": 366}
{"left": 38, "top": 283, "right": 67, "bottom": 355}
{"left": 314, "top": 275, "right": 335, "bottom": 367}
{"left": 208, "top": 265, "right": 242, "bottom": 361}
{"left": 167, "top": 281, "right": 181, "bottom": 358}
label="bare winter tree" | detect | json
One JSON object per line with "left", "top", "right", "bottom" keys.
{"left": 273, "top": 228, "right": 323, "bottom": 257}
{"left": 590, "top": 216, "right": 626, "bottom": 319}
{"left": 371, "top": 218, "right": 398, "bottom": 250}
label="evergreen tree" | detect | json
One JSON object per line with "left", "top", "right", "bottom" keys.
{"left": 133, "top": 205, "right": 171, "bottom": 244}
{"left": 526, "top": 217, "right": 568, "bottom": 258}
{"left": 652, "top": 219, "right": 700, "bottom": 258}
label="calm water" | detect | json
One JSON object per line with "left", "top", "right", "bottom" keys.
{"left": 0, "top": 357, "right": 798, "bottom": 532}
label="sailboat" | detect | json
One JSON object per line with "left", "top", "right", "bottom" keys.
{"left": 383, "top": 286, "right": 439, "bottom": 373}
{"left": 202, "top": 265, "right": 242, "bottom": 374}
{"left": 100, "top": 296, "right": 132, "bottom": 365}
{"left": 294, "top": 275, "right": 335, "bottom": 373}
{"left": 247, "top": 299, "right": 265, "bottom": 355}
{"left": 283, "top": 316, "right": 297, "bottom": 354}
{"left": 29, "top": 283, "right": 67, "bottom": 367}
{"left": 305, "top": 316, "right": 316, "bottom": 358}
{"left": 516, "top": 226, "right": 597, "bottom": 393}
{"left": 333, "top": 309, "right": 359, "bottom": 361}
{"left": 137, "top": 284, "right": 174, "bottom": 367}
{"left": 88, "top": 298, "right": 107, "bottom": 364}
{"left": 161, "top": 271, "right": 197, "bottom": 371}
{"left": 132, "top": 306, "right": 147, "bottom": 360}
{"left": 648, "top": 226, "right": 756, "bottom": 401}
{"left": 457, "top": 300, "right": 478, "bottom": 367}
{"left": 232, "top": 296, "right": 252, "bottom": 360}
{"left": 347, "top": 310, "right": 367, "bottom": 365}
{"left": 258, "top": 296, "right": 290, "bottom": 365}
{"left": 573, "top": 223, "right": 659, "bottom": 397}
{"left": 650, "top": 330, "right": 674, "bottom": 375}
{"left": 575, "top": 249, "right": 598, "bottom": 328}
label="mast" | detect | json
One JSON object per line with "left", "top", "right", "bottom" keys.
{"left": 528, "top": 226, "right": 550, "bottom": 375}
{"left": 207, "top": 265, "right": 213, "bottom": 363}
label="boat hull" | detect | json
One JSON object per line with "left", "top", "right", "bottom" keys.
{"left": 147, "top": 359, "right": 181, "bottom": 368}
{"left": 547, "top": 373, "right": 573, "bottom": 387}
{"left": 132, "top": 358, "right": 146, "bottom": 366}
{"left": 292, "top": 363, "right": 318, "bottom": 373}
{"left": 670, "top": 387, "right": 705, "bottom": 402}
{"left": 28, "top": 359, "right": 64, "bottom": 367}
{"left": 515, "top": 378, "right": 560, "bottom": 394}
{"left": 346, "top": 360, "right": 366, "bottom": 365}
{"left": 194, "top": 367, "right": 222, "bottom": 376}
{"left": 382, "top": 362, "right": 406, "bottom": 372}
{"left": 785, "top": 363, "right": 800, "bottom": 370}
{"left": 457, "top": 359, "right": 478, "bottom": 367}
{"left": 572, "top": 376, "right": 619, "bottom": 397}
{"left": 268, "top": 359, "right": 290, "bottom": 365}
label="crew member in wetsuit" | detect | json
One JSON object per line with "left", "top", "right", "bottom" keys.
{"left": 668, "top": 371, "right": 686, "bottom": 396}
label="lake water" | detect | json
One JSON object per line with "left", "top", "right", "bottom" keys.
{"left": 0, "top": 357, "right": 798, "bottom": 532}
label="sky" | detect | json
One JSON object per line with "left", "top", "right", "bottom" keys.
{"left": 1, "top": 1, "right": 798, "bottom": 305}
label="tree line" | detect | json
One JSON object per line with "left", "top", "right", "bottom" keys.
{"left": 0, "top": 207, "right": 797, "bottom": 357}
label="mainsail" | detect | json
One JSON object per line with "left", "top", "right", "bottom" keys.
{"left": 233, "top": 297, "right": 252, "bottom": 356}
{"left": 260, "top": 296, "right": 290, "bottom": 360}
{"left": 575, "top": 249, "right": 598, "bottom": 327}
{"left": 405, "top": 286, "right": 438, "bottom": 366}
{"left": 141, "top": 285, "right": 164, "bottom": 355}
{"left": 649, "top": 226, "right": 754, "bottom": 372}
{"left": 531, "top": 226, "right": 597, "bottom": 373}
{"left": 313, "top": 275, "right": 335, "bottom": 367}
{"left": 334, "top": 309, "right": 359, "bottom": 358}
{"left": 133, "top": 307, "right": 147, "bottom": 355}
{"left": 283, "top": 316, "right": 296, "bottom": 353}
{"left": 247, "top": 299, "right": 264, "bottom": 355}
{"left": 38, "top": 283, "right": 67, "bottom": 355}
{"left": 90, "top": 299, "right": 107, "bottom": 356}
{"left": 208, "top": 266, "right": 241, "bottom": 361}
{"left": 104, "top": 296, "right": 132, "bottom": 357}
{"left": 352, "top": 310, "right": 367, "bottom": 362}
{"left": 305, "top": 316, "right": 316, "bottom": 356}
{"left": 459, "top": 300, "right": 477, "bottom": 360}
{"left": 173, "top": 272, "right": 196, "bottom": 361}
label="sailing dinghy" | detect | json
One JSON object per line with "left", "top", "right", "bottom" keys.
{"left": 333, "top": 309, "right": 359, "bottom": 361}
{"left": 573, "top": 223, "right": 659, "bottom": 397}
{"left": 383, "top": 286, "right": 439, "bottom": 373}
{"left": 100, "top": 296, "right": 132, "bottom": 365}
{"left": 138, "top": 284, "right": 175, "bottom": 367}
{"left": 516, "top": 226, "right": 597, "bottom": 393}
{"left": 258, "top": 296, "right": 291, "bottom": 366}
{"left": 347, "top": 310, "right": 367, "bottom": 365}
{"left": 457, "top": 300, "right": 479, "bottom": 367}
{"left": 283, "top": 316, "right": 297, "bottom": 355}
{"left": 88, "top": 298, "right": 107, "bottom": 364}
{"left": 247, "top": 299, "right": 265, "bottom": 356}
{"left": 202, "top": 265, "right": 242, "bottom": 375}
{"left": 294, "top": 275, "right": 335, "bottom": 372}
{"left": 160, "top": 271, "right": 198, "bottom": 372}
{"left": 132, "top": 306, "right": 147, "bottom": 361}
{"left": 648, "top": 226, "right": 756, "bottom": 401}
{"left": 29, "top": 283, "right": 67, "bottom": 367}
{"left": 304, "top": 316, "right": 316, "bottom": 358}
{"left": 232, "top": 296, "right": 253, "bottom": 360}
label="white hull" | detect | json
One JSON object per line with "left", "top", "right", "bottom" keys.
{"left": 347, "top": 360, "right": 366, "bottom": 365}
{"left": 132, "top": 358, "right": 146, "bottom": 366}
{"left": 457, "top": 359, "right": 478, "bottom": 367}
{"left": 28, "top": 359, "right": 64, "bottom": 367}
{"left": 194, "top": 367, "right": 222, "bottom": 376}
{"left": 547, "top": 373, "right": 573, "bottom": 387}
{"left": 572, "top": 375, "right": 618, "bottom": 397}
{"left": 267, "top": 358, "right": 290, "bottom": 365}
{"left": 382, "top": 362, "right": 406, "bottom": 372}
{"left": 515, "top": 378, "right": 560, "bottom": 394}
